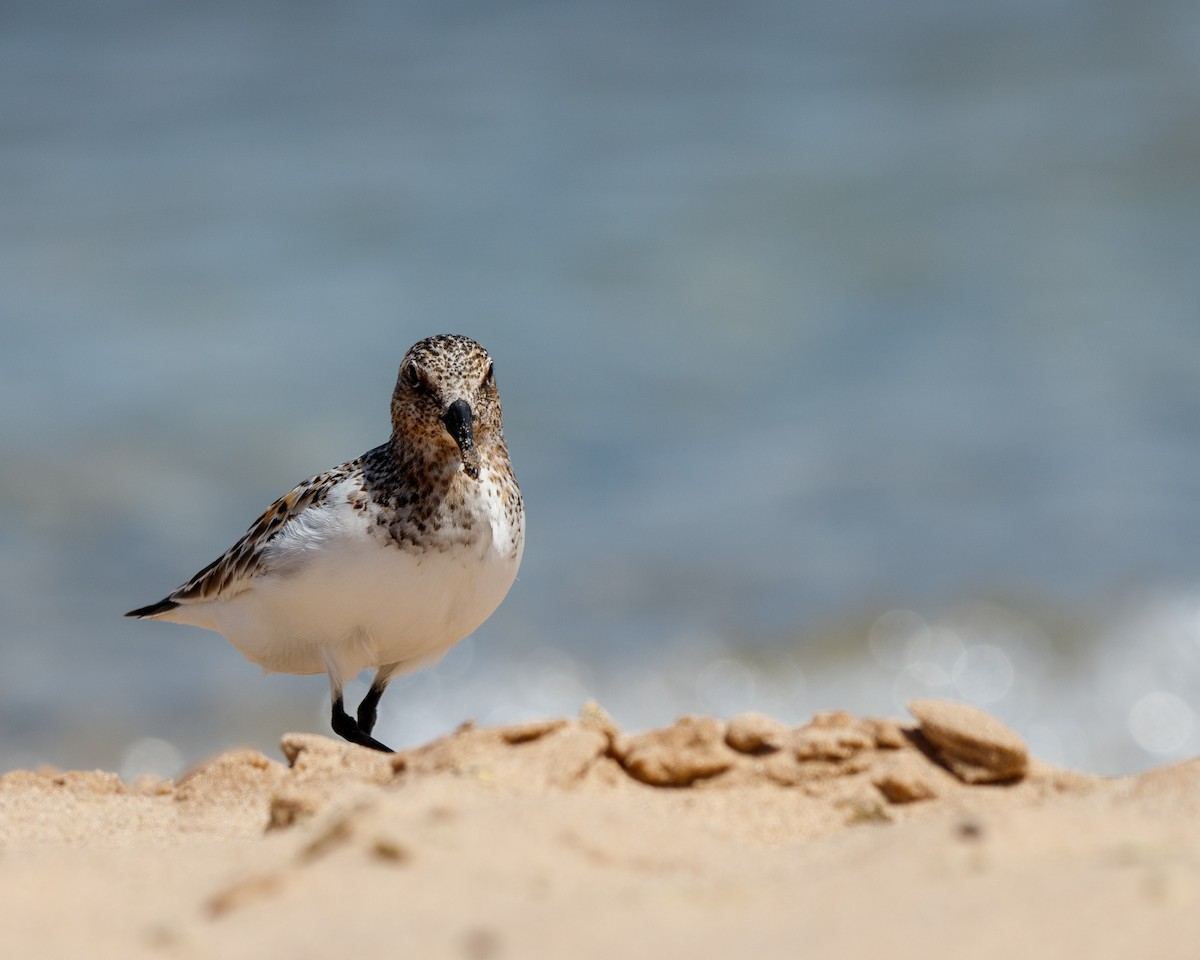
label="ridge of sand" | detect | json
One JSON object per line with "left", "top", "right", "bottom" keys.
{"left": 2, "top": 700, "right": 1199, "bottom": 959}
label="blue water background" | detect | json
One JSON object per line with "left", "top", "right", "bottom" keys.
{"left": 3, "top": 0, "right": 1200, "bottom": 776}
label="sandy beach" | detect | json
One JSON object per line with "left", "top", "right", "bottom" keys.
{"left": 3, "top": 699, "right": 1199, "bottom": 959}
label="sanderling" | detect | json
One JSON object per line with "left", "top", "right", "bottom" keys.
{"left": 126, "top": 334, "right": 525, "bottom": 752}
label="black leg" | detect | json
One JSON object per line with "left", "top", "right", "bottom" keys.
{"left": 331, "top": 695, "right": 394, "bottom": 753}
{"left": 356, "top": 682, "right": 387, "bottom": 735}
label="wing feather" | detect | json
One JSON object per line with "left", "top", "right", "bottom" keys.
{"left": 166, "top": 460, "right": 361, "bottom": 606}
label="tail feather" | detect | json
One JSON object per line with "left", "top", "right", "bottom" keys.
{"left": 125, "top": 598, "right": 180, "bottom": 619}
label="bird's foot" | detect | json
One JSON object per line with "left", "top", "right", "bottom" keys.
{"left": 331, "top": 695, "right": 394, "bottom": 753}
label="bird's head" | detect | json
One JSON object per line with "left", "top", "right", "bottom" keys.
{"left": 390, "top": 334, "right": 504, "bottom": 480}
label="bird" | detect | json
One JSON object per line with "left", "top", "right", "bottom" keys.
{"left": 126, "top": 334, "right": 525, "bottom": 752}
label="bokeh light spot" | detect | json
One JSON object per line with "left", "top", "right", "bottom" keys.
{"left": 1128, "top": 692, "right": 1195, "bottom": 755}
{"left": 119, "top": 737, "right": 184, "bottom": 783}
{"left": 952, "top": 644, "right": 1015, "bottom": 704}
{"left": 696, "top": 658, "right": 757, "bottom": 715}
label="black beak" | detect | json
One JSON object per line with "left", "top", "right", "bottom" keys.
{"left": 442, "top": 398, "right": 480, "bottom": 479}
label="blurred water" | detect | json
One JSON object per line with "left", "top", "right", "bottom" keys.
{"left": 3, "top": 0, "right": 1200, "bottom": 776}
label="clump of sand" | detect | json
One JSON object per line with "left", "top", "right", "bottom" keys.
{"left": 3, "top": 700, "right": 1199, "bottom": 959}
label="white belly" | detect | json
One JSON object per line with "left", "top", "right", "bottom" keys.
{"left": 171, "top": 476, "right": 523, "bottom": 679}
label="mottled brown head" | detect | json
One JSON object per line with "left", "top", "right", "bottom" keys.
{"left": 390, "top": 334, "right": 505, "bottom": 480}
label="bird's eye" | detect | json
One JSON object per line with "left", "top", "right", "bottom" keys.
{"left": 401, "top": 362, "right": 424, "bottom": 390}
{"left": 483, "top": 362, "right": 495, "bottom": 385}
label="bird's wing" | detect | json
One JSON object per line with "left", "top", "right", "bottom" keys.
{"left": 127, "top": 458, "right": 363, "bottom": 617}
